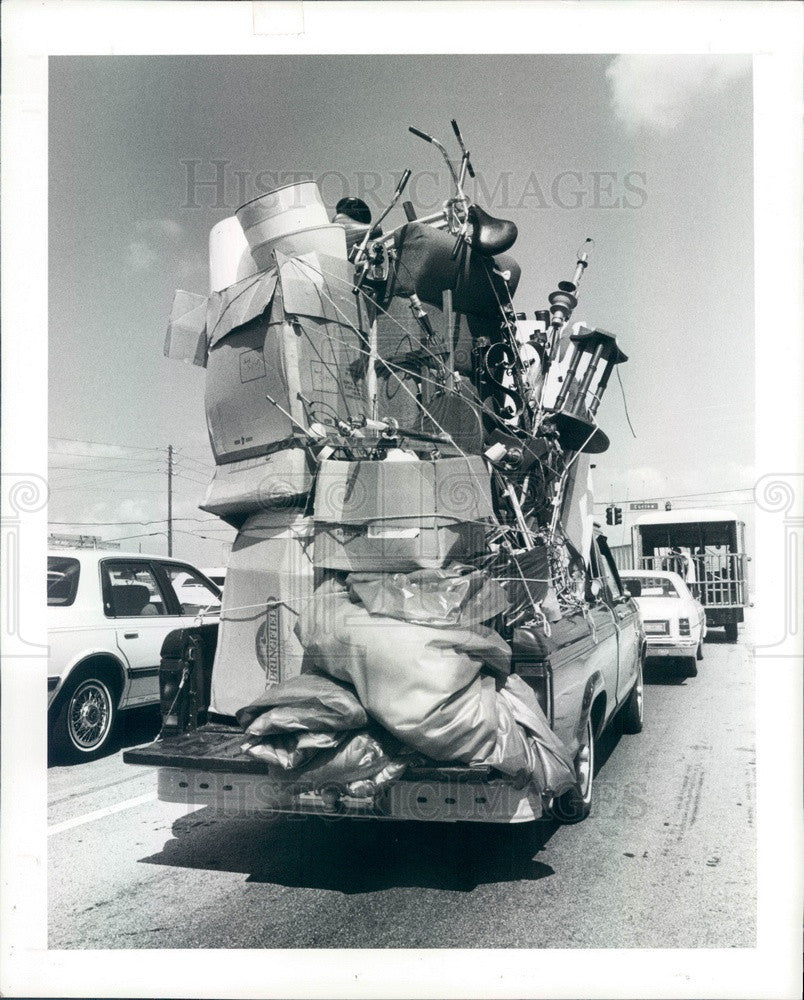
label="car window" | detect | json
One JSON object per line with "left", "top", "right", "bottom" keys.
{"left": 161, "top": 564, "right": 221, "bottom": 616}
{"left": 598, "top": 551, "right": 622, "bottom": 600}
{"left": 47, "top": 557, "right": 81, "bottom": 606}
{"left": 623, "top": 575, "right": 679, "bottom": 598}
{"left": 102, "top": 561, "right": 168, "bottom": 617}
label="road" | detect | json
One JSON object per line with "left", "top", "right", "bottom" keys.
{"left": 48, "top": 621, "right": 755, "bottom": 949}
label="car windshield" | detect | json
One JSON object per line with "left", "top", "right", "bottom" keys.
{"left": 623, "top": 576, "right": 680, "bottom": 598}
{"left": 47, "top": 556, "right": 81, "bottom": 606}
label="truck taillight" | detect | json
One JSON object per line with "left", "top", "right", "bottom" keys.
{"left": 679, "top": 618, "right": 690, "bottom": 636}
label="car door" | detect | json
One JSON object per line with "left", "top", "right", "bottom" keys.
{"left": 596, "top": 536, "right": 641, "bottom": 705}
{"left": 101, "top": 558, "right": 183, "bottom": 706}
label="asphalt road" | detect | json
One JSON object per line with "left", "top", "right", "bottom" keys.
{"left": 48, "top": 620, "right": 755, "bottom": 949}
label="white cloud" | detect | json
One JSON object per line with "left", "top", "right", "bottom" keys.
{"left": 134, "top": 218, "right": 185, "bottom": 241}
{"left": 605, "top": 55, "right": 750, "bottom": 133}
{"left": 127, "top": 218, "right": 187, "bottom": 271}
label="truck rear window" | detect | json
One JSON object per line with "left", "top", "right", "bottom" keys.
{"left": 47, "top": 557, "right": 81, "bottom": 606}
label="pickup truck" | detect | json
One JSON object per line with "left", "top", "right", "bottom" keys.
{"left": 124, "top": 530, "right": 645, "bottom": 825}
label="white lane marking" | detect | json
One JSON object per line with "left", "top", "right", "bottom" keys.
{"left": 47, "top": 791, "right": 157, "bottom": 836}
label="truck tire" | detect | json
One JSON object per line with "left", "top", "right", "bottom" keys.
{"left": 696, "top": 640, "right": 704, "bottom": 661}
{"left": 51, "top": 674, "right": 117, "bottom": 762}
{"left": 684, "top": 658, "right": 698, "bottom": 678}
{"left": 725, "top": 623, "right": 738, "bottom": 643}
{"left": 621, "top": 660, "right": 644, "bottom": 735}
{"left": 551, "top": 715, "right": 595, "bottom": 824}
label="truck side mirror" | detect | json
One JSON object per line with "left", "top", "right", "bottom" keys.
{"left": 625, "top": 580, "right": 641, "bottom": 597}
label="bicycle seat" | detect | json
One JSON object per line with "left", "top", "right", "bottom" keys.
{"left": 468, "top": 204, "right": 518, "bottom": 256}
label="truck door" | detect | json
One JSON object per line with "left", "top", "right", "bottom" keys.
{"left": 595, "top": 536, "right": 641, "bottom": 706}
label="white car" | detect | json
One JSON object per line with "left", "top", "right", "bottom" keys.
{"left": 619, "top": 569, "right": 707, "bottom": 677}
{"left": 47, "top": 549, "right": 222, "bottom": 760}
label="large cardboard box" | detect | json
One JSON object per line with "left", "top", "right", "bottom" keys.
{"left": 312, "top": 455, "right": 494, "bottom": 571}
{"left": 209, "top": 509, "right": 319, "bottom": 717}
{"left": 204, "top": 253, "right": 367, "bottom": 469}
{"left": 201, "top": 449, "right": 313, "bottom": 518}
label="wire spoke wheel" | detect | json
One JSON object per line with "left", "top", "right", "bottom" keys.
{"left": 67, "top": 679, "right": 114, "bottom": 751}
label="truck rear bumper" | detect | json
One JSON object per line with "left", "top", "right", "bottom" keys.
{"left": 158, "top": 766, "right": 544, "bottom": 824}
{"left": 646, "top": 640, "right": 697, "bottom": 659}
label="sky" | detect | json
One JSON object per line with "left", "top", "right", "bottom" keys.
{"left": 48, "top": 53, "right": 754, "bottom": 567}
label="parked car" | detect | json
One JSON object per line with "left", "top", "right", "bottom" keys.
{"left": 619, "top": 569, "right": 707, "bottom": 677}
{"left": 47, "top": 549, "right": 222, "bottom": 760}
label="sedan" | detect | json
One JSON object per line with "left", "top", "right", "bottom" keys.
{"left": 619, "top": 569, "right": 707, "bottom": 677}
{"left": 47, "top": 549, "right": 221, "bottom": 760}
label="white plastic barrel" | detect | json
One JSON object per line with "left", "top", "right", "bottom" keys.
{"left": 236, "top": 182, "right": 329, "bottom": 268}
{"left": 209, "top": 216, "right": 258, "bottom": 293}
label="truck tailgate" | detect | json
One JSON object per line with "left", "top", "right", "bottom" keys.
{"left": 124, "top": 724, "right": 545, "bottom": 824}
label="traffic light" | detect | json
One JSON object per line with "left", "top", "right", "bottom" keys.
{"left": 614, "top": 506, "right": 623, "bottom": 525}
{"left": 606, "top": 505, "right": 614, "bottom": 525}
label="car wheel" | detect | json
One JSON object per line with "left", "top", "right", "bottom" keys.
{"left": 551, "top": 715, "right": 595, "bottom": 824}
{"left": 684, "top": 658, "right": 698, "bottom": 678}
{"left": 696, "top": 640, "right": 704, "bottom": 661}
{"left": 52, "top": 676, "right": 117, "bottom": 760}
{"left": 725, "top": 623, "right": 738, "bottom": 643}
{"left": 621, "top": 659, "right": 644, "bottom": 734}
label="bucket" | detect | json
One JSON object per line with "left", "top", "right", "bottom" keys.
{"left": 236, "top": 182, "right": 329, "bottom": 266}
{"left": 209, "top": 216, "right": 258, "bottom": 293}
{"left": 266, "top": 223, "right": 347, "bottom": 263}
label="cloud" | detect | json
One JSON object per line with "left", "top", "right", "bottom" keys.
{"left": 127, "top": 218, "right": 187, "bottom": 271}
{"left": 605, "top": 55, "right": 750, "bottom": 133}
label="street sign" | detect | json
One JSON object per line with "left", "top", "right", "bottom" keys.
{"left": 630, "top": 501, "right": 659, "bottom": 511}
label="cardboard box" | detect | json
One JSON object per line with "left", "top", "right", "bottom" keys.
{"left": 209, "top": 510, "right": 319, "bottom": 717}
{"left": 313, "top": 455, "right": 494, "bottom": 571}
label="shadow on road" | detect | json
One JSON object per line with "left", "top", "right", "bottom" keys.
{"left": 140, "top": 810, "right": 557, "bottom": 893}
{"left": 643, "top": 660, "right": 693, "bottom": 686}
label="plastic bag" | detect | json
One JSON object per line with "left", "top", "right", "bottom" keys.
{"left": 297, "top": 588, "right": 510, "bottom": 764}
{"left": 346, "top": 564, "right": 509, "bottom": 629}
{"left": 236, "top": 672, "right": 368, "bottom": 737}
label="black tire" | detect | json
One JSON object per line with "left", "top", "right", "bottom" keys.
{"left": 684, "top": 658, "right": 698, "bottom": 678}
{"left": 52, "top": 675, "right": 117, "bottom": 761}
{"left": 725, "top": 623, "right": 738, "bottom": 643}
{"left": 551, "top": 715, "right": 595, "bottom": 824}
{"left": 696, "top": 640, "right": 704, "bottom": 661}
{"left": 621, "top": 658, "right": 644, "bottom": 735}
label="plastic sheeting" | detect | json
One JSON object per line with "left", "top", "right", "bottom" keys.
{"left": 345, "top": 564, "right": 509, "bottom": 629}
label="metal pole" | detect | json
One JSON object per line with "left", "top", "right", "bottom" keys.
{"left": 167, "top": 444, "right": 173, "bottom": 556}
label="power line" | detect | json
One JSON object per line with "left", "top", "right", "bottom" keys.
{"left": 49, "top": 435, "right": 164, "bottom": 453}
{"left": 594, "top": 487, "right": 754, "bottom": 505}
{"left": 49, "top": 517, "right": 228, "bottom": 526}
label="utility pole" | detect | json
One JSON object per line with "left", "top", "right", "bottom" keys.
{"left": 167, "top": 444, "right": 173, "bottom": 556}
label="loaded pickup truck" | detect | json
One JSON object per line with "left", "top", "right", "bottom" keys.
{"left": 124, "top": 530, "right": 645, "bottom": 825}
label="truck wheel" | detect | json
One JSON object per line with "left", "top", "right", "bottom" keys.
{"left": 551, "top": 716, "right": 594, "bottom": 824}
{"left": 696, "top": 640, "right": 704, "bottom": 661}
{"left": 725, "top": 623, "right": 738, "bottom": 643}
{"left": 621, "top": 660, "right": 644, "bottom": 734}
{"left": 52, "top": 675, "right": 117, "bottom": 761}
{"left": 684, "top": 658, "right": 698, "bottom": 678}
